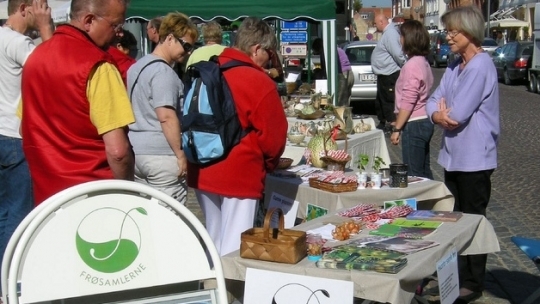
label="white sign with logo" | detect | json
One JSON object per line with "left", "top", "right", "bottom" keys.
{"left": 18, "top": 193, "right": 210, "bottom": 303}
{"left": 244, "top": 268, "right": 353, "bottom": 304}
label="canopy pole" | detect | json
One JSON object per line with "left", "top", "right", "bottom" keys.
{"left": 323, "top": 20, "right": 337, "bottom": 105}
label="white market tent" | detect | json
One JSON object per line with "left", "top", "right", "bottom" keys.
{"left": 0, "top": 0, "right": 70, "bottom": 22}
{"left": 488, "top": 18, "right": 529, "bottom": 28}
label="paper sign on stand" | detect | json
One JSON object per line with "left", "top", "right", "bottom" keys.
{"left": 244, "top": 268, "right": 353, "bottom": 304}
{"left": 268, "top": 192, "right": 299, "bottom": 228}
{"left": 436, "top": 248, "right": 459, "bottom": 304}
{"left": 315, "top": 80, "right": 328, "bottom": 94}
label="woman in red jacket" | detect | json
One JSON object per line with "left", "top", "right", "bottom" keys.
{"left": 187, "top": 17, "right": 288, "bottom": 256}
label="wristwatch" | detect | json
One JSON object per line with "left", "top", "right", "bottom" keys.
{"left": 392, "top": 127, "right": 402, "bottom": 133}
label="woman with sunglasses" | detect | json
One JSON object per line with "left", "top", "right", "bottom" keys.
{"left": 187, "top": 17, "right": 287, "bottom": 256}
{"left": 426, "top": 6, "right": 499, "bottom": 303}
{"left": 127, "top": 12, "right": 198, "bottom": 205}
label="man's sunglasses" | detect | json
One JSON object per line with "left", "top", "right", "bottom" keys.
{"left": 175, "top": 36, "right": 194, "bottom": 53}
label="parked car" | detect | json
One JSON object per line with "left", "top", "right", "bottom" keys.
{"left": 481, "top": 38, "right": 499, "bottom": 55}
{"left": 343, "top": 41, "right": 378, "bottom": 102}
{"left": 428, "top": 31, "right": 450, "bottom": 68}
{"left": 492, "top": 41, "right": 534, "bottom": 85}
{"left": 446, "top": 37, "right": 499, "bottom": 66}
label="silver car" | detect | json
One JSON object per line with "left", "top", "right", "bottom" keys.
{"left": 481, "top": 38, "right": 499, "bottom": 56}
{"left": 343, "top": 41, "right": 378, "bottom": 101}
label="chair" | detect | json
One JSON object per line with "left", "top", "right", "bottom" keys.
{"left": 1, "top": 180, "right": 228, "bottom": 304}
{"left": 511, "top": 236, "right": 540, "bottom": 304}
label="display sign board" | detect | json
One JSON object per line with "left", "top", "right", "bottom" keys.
{"left": 281, "top": 44, "right": 307, "bottom": 56}
{"left": 245, "top": 268, "right": 353, "bottom": 304}
{"left": 268, "top": 192, "right": 299, "bottom": 228}
{"left": 436, "top": 248, "right": 459, "bottom": 304}
{"left": 281, "top": 21, "right": 308, "bottom": 30}
{"left": 280, "top": 31, "right": 308, "bottom": 43}
{"left": 17, "top": 193, "right": 212, "bottom": 303}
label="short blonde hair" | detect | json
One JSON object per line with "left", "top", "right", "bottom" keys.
{"left": 202, "top": 21, "right": 222, "bottom": 44}
{"left": 159, "top": 12, "right": 198, "bottom": 43}
{"left": 441, "top": 5, "right": 485, "bottom": 46}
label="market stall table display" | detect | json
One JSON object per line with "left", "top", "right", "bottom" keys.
{"left": 221, "top": 212, "right": 500, "bottom": 304}
{"left": 283, "top": 117, "right": 389, "bottom": 169}
{"left": 264, "top": 174, "right": 455, "bottom": 219}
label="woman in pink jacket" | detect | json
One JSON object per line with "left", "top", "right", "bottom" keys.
{"left": 390, "top": 20, "right": 434, "bottom": 179}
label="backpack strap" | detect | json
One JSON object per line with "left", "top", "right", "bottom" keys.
{"left": 129, "top": 59, "right": 168, "bottom": 100}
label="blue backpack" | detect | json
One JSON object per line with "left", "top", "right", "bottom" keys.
{"left": 181, "top": 56, "right": 251, "bottom": 165}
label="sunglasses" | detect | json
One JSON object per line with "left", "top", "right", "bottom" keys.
{"left": 175, "top": 36, "right": 194, "bottom": 53}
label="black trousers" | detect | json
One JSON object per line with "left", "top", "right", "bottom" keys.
{"left": 375, "top": 71, "right": 399, "bottom": 124}
{"left": 444, "top": 169, "right": 494, "bottom": 292}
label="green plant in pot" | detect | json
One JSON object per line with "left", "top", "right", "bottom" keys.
{"left": 356, "top": 154, "right": 369, "bottom": 172}
{"left": 372, "top": 156, "right": 386, "bottom": 174}
{"left": 371, "top": 156, "right": 386, "bottom": 189}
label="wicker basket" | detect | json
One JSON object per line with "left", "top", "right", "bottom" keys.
{"left": 240, "top": 208, "right": 307, "bottom": 264}
{"left": 309, "top": 177, "right": 358, "bottom": 193}
{"left": 320, "top": 155, "right": 351, "bottom": 171}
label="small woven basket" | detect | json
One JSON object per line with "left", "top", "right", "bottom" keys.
{"left": 240, "top": 208, "right": 307, "bottom": 264}
{"left": 320, "top": 155, "right": 351, "bottom": 171}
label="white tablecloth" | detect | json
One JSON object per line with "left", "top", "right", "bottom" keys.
{"left": 264, "top": 175, "right": 455, "bottom": 218}
{"left": 283, "top": 117, "right": 390, "bottom": 171}
{"left": 221, "top": 213, "right": 500, "bottom": 304}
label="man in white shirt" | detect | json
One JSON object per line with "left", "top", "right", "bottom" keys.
{"left": 0, "top": 0, "right": 53, "bottom": 280}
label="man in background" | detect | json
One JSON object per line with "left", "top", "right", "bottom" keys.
{"left": 0, "top": 0, "right": 53, "bottom": 283}
{"left": 337, "top": 47, "right": 354, "bottom": 106}
{"left": 21, "top": 0, "right": 135, "bottom": 205}
{"left": 371, "top": 14, "right": 406, "bottom": 132}
{"left": 146, "top": 16, "right": 162, "bottom": 49}
{"left": 186, "top": 20, "right": 226, "bottom": 67}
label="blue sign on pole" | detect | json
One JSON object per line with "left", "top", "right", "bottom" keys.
{"left": 280, "top": 31, "right": 308, "bottom": 43}
{"left": 281, "top": 21, "right": 308, "bottom": 30}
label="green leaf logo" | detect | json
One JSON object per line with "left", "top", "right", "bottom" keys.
{"left": 76, "top": 207, "right": 146, "bottom": 273}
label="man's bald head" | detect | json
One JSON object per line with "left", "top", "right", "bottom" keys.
{"left": 374, "top": 14, "right": 389, "bottom": 32}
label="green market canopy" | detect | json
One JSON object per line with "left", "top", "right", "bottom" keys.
{"left": 126, "top": 0, "right": 339, "bottom": 99}
{"left": 126, "top": 0, "right": 336, "bottom": 21}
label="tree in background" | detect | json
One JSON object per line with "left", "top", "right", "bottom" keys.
{"left": 351, "top": 0, "right": 363, "bottom": 40}
{"left": 353, "top": 0, "right": 363, "bottom": 13}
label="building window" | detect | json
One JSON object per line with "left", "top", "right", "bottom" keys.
{"left": 361, "top": 14, "right": 368, "bottom": 19}
{"left": 403, "top": 0, "right": 411, "bottom": 8}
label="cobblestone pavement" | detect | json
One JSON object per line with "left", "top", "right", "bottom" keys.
{"left": 382, "top": 67, "right": 540, "bottom": 304}
{"left": 185, "top": 68, "right": 540, "bottom": 304}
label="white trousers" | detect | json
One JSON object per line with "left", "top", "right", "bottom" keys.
{"left": 134, "top": 154, "right": 187, "bottom": 205}
{"left": 195, "top": 189, "right": 257, "bottom": 256}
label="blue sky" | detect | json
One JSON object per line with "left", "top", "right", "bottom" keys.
{"left": 362, "top": 0, "right": 392, "bottom": 7}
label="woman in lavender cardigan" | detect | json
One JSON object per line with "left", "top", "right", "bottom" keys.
{"left": 426, "top": 6, "right": 500, "bottom": 303}
{"left": 390, "top": 20, "right": 434, "bottom": 179}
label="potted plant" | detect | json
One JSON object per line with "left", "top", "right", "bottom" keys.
{"left": 356, "top": 154, "right": 369, "bottom": 172}
{"left": 371, "top": 156, "right": 386, "bottom": 189}
{"left": 372, "top": 156, "right": 386, "bottom": 174}
{"left": 356, "top": 154, "right": 369, "bottom": 189}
